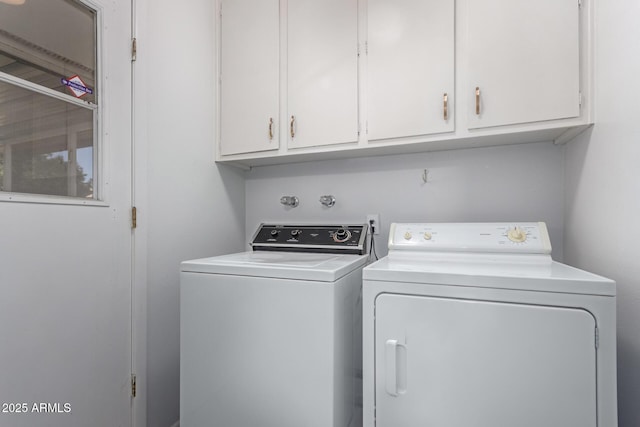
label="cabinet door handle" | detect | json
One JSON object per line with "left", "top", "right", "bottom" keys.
{"left": 290, "top": 115, "right": 295, "bottom": 138}
{"left": 443, "top": 93, "right": 448, "bottom": 121}
{"left": 475, "top": 87, "right": 481, "bottom": 115}
{"left": 268, "top": 117, "right": 274, "bottom": 140}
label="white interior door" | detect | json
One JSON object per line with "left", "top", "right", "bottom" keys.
{"left": 375, "top": 294, "right": 597, "bottom": 427}
{"left": 0, "top": 0, "right": 133, "bottom": 426}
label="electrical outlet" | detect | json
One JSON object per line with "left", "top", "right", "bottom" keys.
{"left": 367, "top": 214, "right": 380, "bottom": 235}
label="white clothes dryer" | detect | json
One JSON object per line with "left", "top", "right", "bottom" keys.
{"left": 363, "top": 222, "right": 616, "bottom": 427}
{"left": 181, "top": 224, "right": 368, "bottom": 427}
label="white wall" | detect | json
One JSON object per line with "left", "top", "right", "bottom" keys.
{"left": 137, "top": 0, "right": 246, "bottom": 426}
{"left": 564, "top": 1, "right": 640, "bottom": 425}
{"left": 246, "top": 142, "right": 565, "bottom": 260}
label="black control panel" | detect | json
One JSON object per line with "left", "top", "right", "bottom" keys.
{"left": 250, "top": 224, "right": 368, "bottom": 255}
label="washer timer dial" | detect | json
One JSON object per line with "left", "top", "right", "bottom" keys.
{"left": 507, "top": 226, "right": 527, "bottom": 243}
{"left": 333, "top": 229, "right": 352, "bottom": 243}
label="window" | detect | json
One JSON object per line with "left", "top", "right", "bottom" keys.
{"left": 0, "top": 0, "right": 98, "bottom": 200}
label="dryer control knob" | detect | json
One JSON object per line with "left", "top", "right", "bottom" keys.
{"left": 507, "top": 226, "right": 527, "bottom": 243}
{"left": 404, "top": 232, "right": 412, "bottom": 240}
{"left": 423, "top": 232, "right": 432, "bottom": 240}
{"left": 270, "top": 230, "right": 280, "bottom": 237}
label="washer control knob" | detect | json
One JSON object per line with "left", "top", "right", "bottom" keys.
{"left": 270, "top": 229, "right": 280, "bottom": 237}
{"left": 507, "top": 226, "right": 527, "bottom": 243}
{"left": 423, "top": 232, "right": 432, "bottom": 240}
{"left": 404, "top": 232, "right": 412, "bottom": 240}
{"left": 334, "top": 229, "right": 351, "bottom": 242}
{"left": 291, "top": 229, "right": 302, "bottom": 237}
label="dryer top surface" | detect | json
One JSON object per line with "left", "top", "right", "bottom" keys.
{"left": 363, "top": 254, "right": 615, "bottom": 296}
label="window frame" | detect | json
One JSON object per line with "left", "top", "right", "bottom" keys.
{"left": 0, "top": 0, "right": 106, "bottom": 207}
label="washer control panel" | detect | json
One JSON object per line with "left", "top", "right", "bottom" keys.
{"left": 251, "top": 224, "right": 368, "bottom": 255}
{"left": 389, "top": 222, "right": 552, "bottom": 254}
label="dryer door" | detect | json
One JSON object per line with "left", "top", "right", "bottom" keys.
{"left": 375, "top": 294, "right": 597, "bottom": 427}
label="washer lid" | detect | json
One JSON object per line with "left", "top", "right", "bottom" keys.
{"left": 363, "top": 254, "right": 615, "bottom": 296}
{"left": 181, "top": 251, "right": 369, "bottom": 282}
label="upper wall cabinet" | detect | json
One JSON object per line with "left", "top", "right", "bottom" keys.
{"left": 216, "top": 0, "right": 591, "bottom": 167}
{"left": 219, "top": 0, "right": 279, "bottom": 156}
{"left": 287, "top": 0, "right": 359, "bottom": 149}
{"left": 367, "top": 0, "right": 455, "bottom": 141}
{"left": 466, "top": 0, "right": 580, "bottom": 129}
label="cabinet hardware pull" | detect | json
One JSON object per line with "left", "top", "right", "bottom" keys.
{"left": 290, "top": 115, "right": 295, "bottom": 138}
{"left": 443, "top": 93, "right": 448, "bottom": 121}
{"left": 475, "top": 87, "right": 481, "bottom": 115}
{"left": 268, "top": 117, "right": 274, "bottom": 140}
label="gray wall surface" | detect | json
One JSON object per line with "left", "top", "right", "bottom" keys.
{"left": 245, "top": 142, "right": 565, "bottom": 260}
{"left": 564, "top": 0, "right": 640, "bottom": 425}
{"left": 138, "top": 0, "right": 246, "bottom": 425}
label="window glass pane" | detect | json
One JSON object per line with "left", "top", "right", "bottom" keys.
{"left": 0, "top": 81, "right": 94, "bottom": 198}
{"left": 0, "top": 0, "right": 97, "bottom": 103}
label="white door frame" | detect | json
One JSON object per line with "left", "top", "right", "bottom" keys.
{"left": 131, "top": 0, "right": 148, "bottom": 424}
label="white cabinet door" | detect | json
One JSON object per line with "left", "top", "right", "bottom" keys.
{"left": 375, "top": 294, "right": 597, "bottom": 427}
{"left": 287, "top": 0, "right": 358, "bottom": 148}
{"left": 467, "top": 0, "right": 580, "bottom": 129}
{"left": 220, "top": 0, "right": 279, "bottom": 155}
{"left": 367, "top": 0, "right": 454, "bottom": 140}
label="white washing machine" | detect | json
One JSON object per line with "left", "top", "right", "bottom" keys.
{"left": 181, "top": 224, "right": 369, "bottom": 427}
{"left": 363, "top": 222, "right": 616, "bottom": 427}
